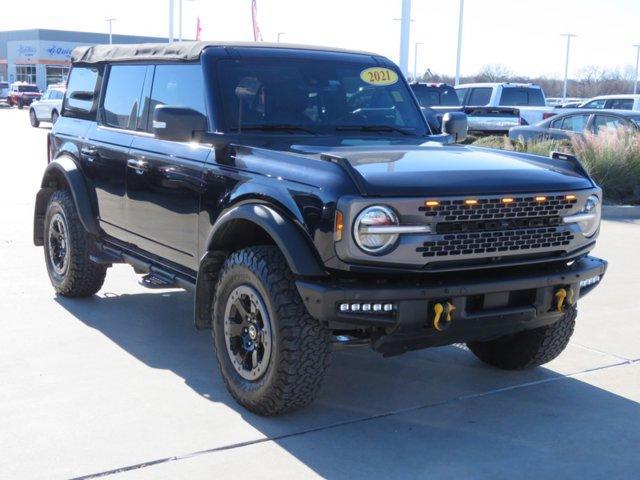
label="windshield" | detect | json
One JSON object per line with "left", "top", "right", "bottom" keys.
{"left": 412, "top": 85, "right": 460, "bottom": 107}
{"left": 18, "top": 85, "right": 39, "bottom": 93}
{"left": 216, "top": 58, "right": 428, "bottom": 136}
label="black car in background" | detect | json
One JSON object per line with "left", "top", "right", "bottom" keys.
{"left": 509, "top": 109, "right": 640, "bottom": 143}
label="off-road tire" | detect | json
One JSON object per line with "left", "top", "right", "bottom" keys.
{"left": 17, "top": 99, "right": 24, "bottom": 109}
{"left": 29, "top": 109, "right": 39, "bottom": 127}
{"left": 51, "top": 110, "right": 59, "bottom": 124}
{"left": 212, "top": 246, "right": 331, "bottom": 415}
{"left": 44, "top": 190, "right": 107, "bottom": 297}
{"left": 467, "top": 308, "right": 577, "bottom": 370}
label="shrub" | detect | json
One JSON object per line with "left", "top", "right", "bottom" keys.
{"left": 571, "top": 129, "right": 640, "bottom": 203}
{"left": 471, "top": 131, "right": 640, "bottom": 203}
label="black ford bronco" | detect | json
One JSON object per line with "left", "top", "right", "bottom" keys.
{"left": 34, "top": 42, "right": 607, "bottom": 415}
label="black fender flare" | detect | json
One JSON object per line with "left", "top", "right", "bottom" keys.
{"left": 194, "top": 203, "right": 327, "bottom": 329}
{"left": 33, "top": 156, "right": 99, "bottom": 246}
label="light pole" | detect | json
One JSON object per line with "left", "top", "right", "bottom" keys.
{"left": 277, "top": 32, "right": 286, "bottom": 43}
{"left": 561, "top": 33, "right": 577, "bottom": 100}
{"left": 105, "top": 18, "right": 116, "bottom": 44}
{"left": 169, "top": 0, "right": 175, "bottom": 42}
{"left": 398, "top": 0, "right": 412, "bottom": 76}
{"left": 454, "top": 0, "right": 464, "bottom": 85}
{"left": 178, "top": 0, "right": 196, "bottom": 42}
{"left": 633, "top": 44, "right": 640, "bottom": 94}
{"left": 413, "top": 42, "right": 423, "bottom": 81}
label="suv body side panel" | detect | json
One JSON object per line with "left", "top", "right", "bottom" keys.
{"left": 127, "top": 137, "right": 211, "bottom": 270}
{"left": 82, "top": 123, "right": 133, "bottom": 242}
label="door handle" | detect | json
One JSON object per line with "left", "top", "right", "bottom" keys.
{"left": 127, "top": 158, "right": 149, "bottom": 175}
{"left": 80, "top": 147, "right": 99, "bottom": 161}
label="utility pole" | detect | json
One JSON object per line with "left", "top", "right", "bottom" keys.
{"left": 398, "top": 0, "right": 412, "bottom": 76}
{"left": 169, "top": 0, "right": 175, "bottom": 42}
{"left": 105, "top": 18, "right": 116, "bottom": 44}
{"left": 454, "top": 0, "right": 464, "bottom": 85}
{"left": 413, "top": 42, "right": 423, "bottom": 81}
{"left": 633, "top": 44, "right": 640, "bottom": 94}
{"left": 561, "top": 33, "right": 577, "bottom": 100}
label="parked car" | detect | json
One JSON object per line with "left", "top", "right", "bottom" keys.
{"left": 455, "top": 82, "right": 555, "bottom": 125}
{"left": 34, "top": 42, "right": 606, "bottom": 415}
{"left": 6, "top": 82, "right": 42, "bottom": 108}
{"left": 0, "top": 81, "right": 10, "bottom": 103}
{"left": 509, "top": 109, "right": 640, "bottom": 143}
{"left": 579, "top": 94, "right": 640, "bottom": 111}
{"left": 29, "top": 85, "right": 65, "bottom": 127}
{"left": 411, "top": 82, "right": 521, "bottom": 135}
{"left": 546, "top": 97, "right": 585, "bottom": 107}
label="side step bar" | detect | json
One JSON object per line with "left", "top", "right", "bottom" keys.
{"left": 93, "top": 242, "right": 197, "bottom": 291}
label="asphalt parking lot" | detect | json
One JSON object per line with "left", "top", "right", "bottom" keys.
{"left": 1, "top": 105, "right": 639, "bottom": 480}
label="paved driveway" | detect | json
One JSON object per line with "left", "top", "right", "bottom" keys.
{"left": 0, "top": 107, "right": 638, "bottom": 479}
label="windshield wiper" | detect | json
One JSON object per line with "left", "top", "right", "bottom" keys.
{"left": 335, "top": 125, "right": 416, "bottom": 136}
{"left": 231, "top": 124, "right": 318, "bottom": 134}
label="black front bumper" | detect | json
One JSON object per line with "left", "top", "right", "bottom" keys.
{"left": 297, "top": 256, "right": 607, "bottom": 355}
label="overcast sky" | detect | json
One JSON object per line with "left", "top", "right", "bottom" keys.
{"left": 2, "top": 0, "right": 639, "bottom": 78}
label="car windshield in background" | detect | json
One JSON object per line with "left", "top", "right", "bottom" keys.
{"left": 18, "top": 85, "right": 39, "bottom": 93}
{"left": 413, "top": 86, "right": 460, "bottom": 107}
{"left": 216, "top": 59, "right": 427, "bottom": 135}
{"left": 499, "top": 87, "right": 545, "bottom": 106}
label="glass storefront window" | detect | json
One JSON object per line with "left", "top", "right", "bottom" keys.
{"left": 16, "top": 65, "right": 36, "bottom": 84}
{"left": 46, "top": 66, "right": 69, "bottom": 87}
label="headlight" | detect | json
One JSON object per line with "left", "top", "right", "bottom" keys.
{"left": 576, "top": 194, "right": 601, "bottom": 237}
{"left": 353, "top": 205, "right": 399, "bottom": 254}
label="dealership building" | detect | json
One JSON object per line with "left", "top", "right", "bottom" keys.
{"left": 0, "top": 29, "right": 167, "bottom": 91}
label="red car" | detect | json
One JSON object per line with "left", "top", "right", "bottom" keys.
{"left": 7, "top": 82, "right": 42, "bottom": 109}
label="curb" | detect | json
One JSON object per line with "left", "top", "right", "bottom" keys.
{"left": 602, "top": 205, "right": 640, "bottom": 220}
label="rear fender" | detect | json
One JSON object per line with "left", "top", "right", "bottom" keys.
{"left": 33, "top": 156, "right": 99, "bottom": 246}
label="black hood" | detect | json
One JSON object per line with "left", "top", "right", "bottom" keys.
{"left": 292, "top": 143, "right": 594, "bottom": 196}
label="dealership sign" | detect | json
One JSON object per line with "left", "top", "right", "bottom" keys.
{"left": 17, "top": 45, "right": 37, "bottom": 58}
{"left": 44, "top": 45, "right": 73, "bottom": 59}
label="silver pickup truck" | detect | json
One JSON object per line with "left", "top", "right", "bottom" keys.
{"left": 455, "top": 82, "right": 556, "bottom": 127}
{"left": 411, "top": 82, "right": 521, "bottom": 135}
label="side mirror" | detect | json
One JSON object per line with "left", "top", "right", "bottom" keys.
{"left": 153, "top": 105, "right": 208, "bottom": 142}
{"left": 441, "top": 111, "right": 468, "bottom": 143}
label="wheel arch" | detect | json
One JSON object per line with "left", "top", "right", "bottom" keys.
{"left": 194, "top": 203, "right": 327, "bottom": 329}
{"left": 33, "top": 155, "right": 99, "bottom": 246}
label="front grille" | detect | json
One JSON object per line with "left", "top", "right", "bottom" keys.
{"left": 419, "top": 194, "right": 578, "bottom": 221}
{"left": 417, "top": 228, "right": 574, "bottom": 257}
{"left": 415, "top": 193, "right": 580, "bottom": 259}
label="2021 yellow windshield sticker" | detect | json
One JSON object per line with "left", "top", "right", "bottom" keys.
{"left": 360, "top": 67, "right": 398, "bottom": 86}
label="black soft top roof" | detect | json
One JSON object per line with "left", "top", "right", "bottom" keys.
{"left": 71, "top": 41, "right": 377, "bottom": 64}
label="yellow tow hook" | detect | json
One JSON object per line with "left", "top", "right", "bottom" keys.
{"left": 433, "top": 301, "right": 455, "bottom": 331}
{"left": 554, "top": 287, "right": 575, "bottom": 312}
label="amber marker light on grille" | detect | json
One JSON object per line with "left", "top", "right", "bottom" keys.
{"left": 565, "top": 194, "right": 577, "bottom": 201}
{"left": 502, "top": 197, "right": 515, "bottom": 204}
{"left": 464, "top": 199, "right": 478, "bottom": 205}
{"left": 335, "top": 210, "right": 344, "bottom": 241}
{"left": 425, "top": 200, "right": 440, "bottom": 207}
{"left": 535, "top": 196, "right": 547, "bottom": 202}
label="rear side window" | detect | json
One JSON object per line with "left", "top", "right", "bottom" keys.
{"left": 467, "top": 88, "right": 492, "bottom": 106}
{"left": 103, "top": 65, "right": 147, "bottom": 129}
{"left": 593, "top": 115, "right": 626, "bottom": 132}
{"left": 147, "top": 64, "right": 206, "bottom": 130}
{"left": 607, "top": 98, "right": 633, "bottom": 110}
{"left": 560, "top": 114, "right": 589, "bottom": 132}
{"left": 499, "top": 87, "right": 545, "bottom": 106}
{"left": 63, "top": 67, "right": 99, "bottom": 118}
{"left": 413, "top": 86, "right": 460, "bottom": 107}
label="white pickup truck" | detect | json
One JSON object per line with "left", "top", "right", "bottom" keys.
{"left": 455, "top": 82, "right": 555, "bottom": 127}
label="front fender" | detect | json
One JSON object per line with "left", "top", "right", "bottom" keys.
{"left": 33, "top": 156, "right": 99, "bottom": 245}
{"left": 206, "top": 203, "right": 326, "bottom": 277}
